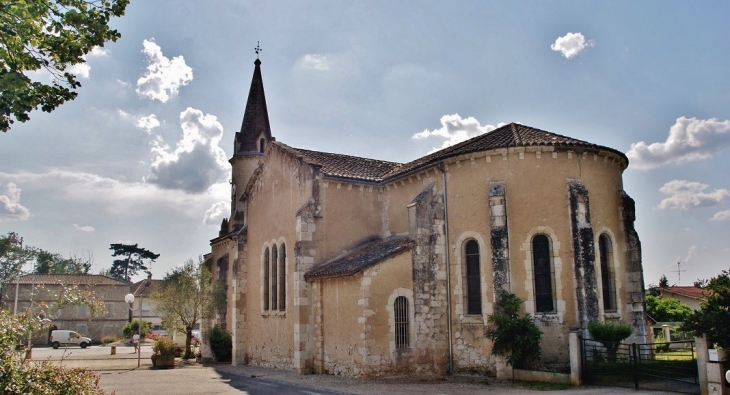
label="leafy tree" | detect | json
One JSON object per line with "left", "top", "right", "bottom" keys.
{"left": 486, "top": 292, "right": 542, "bottom": 370}
{"left": 588, "top": 320, "right": 633, "bottom": 362}
{"left": 108, "top": 243, "right": 159, "bottom": 282}
{"left": 659, "top": 275, "right": 669, "bottom": 288}
{"left": 209, "top": 325, "right": 232, "bottom": 362}
{"left": 645, "top": 295, "right": 693, "bottom": 322}
{"left": 682, "top": 270, "right": 730, "bottom": 349}
{"left": 0, "top": 0, "right": 130, "bottom": 132}
{"left": 0, "top": 232, "right": 35, "bottom": 307}
{"left": 153, "top": 257, "right": 222, "bottom": 358}
{"left": 34, "top": 249, "right": 92, "bottom": 274}
{"left": 122, "top": 319, "right": 150, "bottom": 339}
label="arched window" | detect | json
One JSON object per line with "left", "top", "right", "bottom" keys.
{"left": 259, "top": 138, "right": 265, "bottom": 153}
{"left": 532, "top": 234, "right": 554, "bottom": 313}
{"left": 465, "top": 240, "right": 482, "bottom": 315}
{"left": 263, "top": 247, "right": 270, "bottom": 311}
{"left": 279, "top": 244, "right": 286, "bottom": 311}
{"left": 394, "top": 296, "right": 409, "bottom": 349}
{"left": 599, "top": 234, "right": 615, "bottom": 311}
{"left": 271, "top": 245, "right": 278, "bottom": 310}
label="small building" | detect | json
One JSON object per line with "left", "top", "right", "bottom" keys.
{"left": 2, "top": 274, "right": 130, "bottom": 344}
{"left": 658, "top": 286, "right": 708, "bottom": 311}
{"left": 130, "top": 279, "right": 165, "bottom": 334}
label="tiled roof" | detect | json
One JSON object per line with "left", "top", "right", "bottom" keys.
{"left": 283, "top": 123, "right": 627, "bottom": 184}
{"left": 304, "top": 235, "right": 414, "bottom": 281}
{"left": 660, "top": 286, "right": 710, "bottom": 300}
{"left": 132, "top": 279, "right": 164, "bottom": 297}
{"left": 10, "top": 274, "right": 129, "bottom": 286}
{"left": 292, "top": 148, "right": 402, "bottom": 182}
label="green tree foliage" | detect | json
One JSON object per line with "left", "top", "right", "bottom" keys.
{"left": 0, "top": 0, "right": 130, "bottom": 132}
{"left": 209, "top": 325, "right": 232, "bottom": 362}
{"left": 122, "top": 319, "right": 150, "bottom": 339}
{"left": 0, "top": 232, "right": 35, "bottom": 306}
{"left": 0, "top": 302, "right": 107, "bottom": 394}
{"left": 682, "top": 270, "right": 730, "bottom": 349}
{"left": 109, "top": 243, "right": 159, "bottom": 282}
{"left": 659, "top": 275, "right": 669, "bottom": 288}
{"left": 153, "top": 257, "right": 222, "bottom": 358}
{"left": 34, "top": 249, "right": 92, "bottom": 274}
{"left": 645, "top": 295, "right": 693, "bottom": 322}
{"left": 588, "top": 320, "right": 633, "bottom": 361}
{"left": 486, "top": 292, "right": 542, "bottom": 370}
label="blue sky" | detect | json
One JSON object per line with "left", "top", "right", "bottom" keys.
{"left": 1, "top": 1, "right": 729, "bottom": 286}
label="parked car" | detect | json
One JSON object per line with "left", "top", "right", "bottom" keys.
{"left": 50, "top": 330, "right": 92, "bottom": 349}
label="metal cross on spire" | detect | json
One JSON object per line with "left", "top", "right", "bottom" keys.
{"left": 255, "top": 41, "right": 262, "bottom": 59}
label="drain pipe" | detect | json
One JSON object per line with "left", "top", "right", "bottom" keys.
{"left": 438, "top": 163, "right": 454, "bottom": 375}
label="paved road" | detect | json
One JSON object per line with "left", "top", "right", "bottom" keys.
{"left": 30, "top": 345, "right": 676, "bottom": 395}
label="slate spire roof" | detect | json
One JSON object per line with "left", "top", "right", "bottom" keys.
{"left": 235, "top": 59, "right": 272, "bottom": 155}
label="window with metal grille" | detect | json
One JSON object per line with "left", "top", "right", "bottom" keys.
{"left": 271, "top": 245, "right": 278, "bottom": 310}
{"left": 263, "top": 247, "right": 270, "bottom": 311}
{"left": 279, "top": 244, "right": 286, "bottom": 311}
{"left": 465, "top": 240, "right": 482, "bottom": 315}
{"left": 394, "top": 296, "right": 409, "bottom": 349}
{"left": 533, "top": 234, "right": 554, "bottom": 313}
{"left": 599, "top": 234, "right": 615, "bottom": 311}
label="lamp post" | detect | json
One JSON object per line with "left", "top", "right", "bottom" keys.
{"left": 125, "top": 293, "right": 142, "bottom": 368}
{"left": 8, "top": 232, "right": 23, "bottom": 315}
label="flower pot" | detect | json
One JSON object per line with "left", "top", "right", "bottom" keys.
{"left": 709, "top": 348, "right": 727, "bottom": 362}
{"left": 155, "top": 354, "right": 175, "bottom": 368}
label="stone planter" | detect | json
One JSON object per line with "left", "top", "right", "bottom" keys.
{"left": 152, "top": 354, "right": 175, "bottom": 369}
{"left": 709, "top": 348, "right": 727, "bottom": 362}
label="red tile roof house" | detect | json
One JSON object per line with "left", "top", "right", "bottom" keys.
{"left": 658, "top": 286, "right": 710, "bottom": 311}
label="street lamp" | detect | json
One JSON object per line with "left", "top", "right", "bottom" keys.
{"left": 8, "top": 232, "right": 23, "bottom": 315}
{"left": 125, "top": 293, "right": 142, "bottom": 368}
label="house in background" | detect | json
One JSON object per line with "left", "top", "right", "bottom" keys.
{"left": 130, "top": 279, "right": 165, "bottom": 334}
{"left": 2, "top": 274, "right": 130, "bottom": 344}
{"left": 658, "top": 286, "right": 708, "bottom": 310}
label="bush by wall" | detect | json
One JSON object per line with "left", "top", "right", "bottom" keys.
{"left": 209, "top": 325, "right": 232, "bottom": 362}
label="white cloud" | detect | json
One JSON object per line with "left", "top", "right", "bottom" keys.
{"left": 550, "top": 32, "right": 594, "bottom": 59}
{"left": 656, "top": 180, "right": 730, "bottom": 210}
{"left": 136, "top": 114, "right": 161, "bottom": 134}
{"left": 711, "top": 210, "right": 730, "bottom": 222}
{"left": 626, "top": 117, "right": 730, "bottom": 169}
{"left": 682, "top": 244, "right": 697, "bottom": 263}
{"left": 0, "top": 182, "right": 30, "bottom": 222}
{"left": 413, "top": 114, "right": 505, "bottom": 152}
{"left": 67, "top": 46, "right": 109, "bottom": 79}
{"left": 136, "top": 39, "right": 193, "bottom": 103}
{"left": 203, "top": 201, "right": 229, "bottom": 225}
{"left": 145, "top": 107, "right": 228, "bottom": 193}
{"left": 73, "top": 224, "right": 95, "bottom": 232}
{"left": 299, "top": 54, "right": 332, "bottom": 71}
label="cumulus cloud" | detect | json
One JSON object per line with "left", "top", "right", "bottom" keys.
{"left": 550, "top": 32, "right": 594, "bottom": 59}
{"left": 299, "top": 54, "right": 332, "bottom": 71}
{"left": 0, "top": 182, "right": 30, "bottom": 222}
{"left": 136, "top": 114, "right": 161, "bottom": 134}
{"left": 656, "top": 180, "right": 730, "bottom": 210}
{"left": 203, "top": 201, "right": 229, "bottom": 225}
{"left": 73, "top": 224, "right": 95, "bottom": 232}
{"left": 136, "top": 39, "right": 193, "bottom": 103}
{"left": 711, "top": 210, "right": 730, "bottom": 222}
{"left": 626, "top": 117, "right": 730, "bottom": 169}
{"left": 413, "top": 114, "right": 505, "bottom": 152}
{"left": 145, "top": 107, "right": 228, "bottom": 193}
{"left": 67, "top": 46, "right": 109, "bottom": 79}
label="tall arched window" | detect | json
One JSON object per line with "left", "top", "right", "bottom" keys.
{"left": 465, "top": 240, "right": 482, "bottom": 315}
{"left": 279, "top": 244, "right": 286, "bottom": 311}
{"left": 271, "top": 245, "right": 278, "bottom": 310}
{"left": 394, "top": 296, "right": 409, "bottom": 349}
{"left": 263, "top": 247, "right": 270, "bottom": 311}
{"left": 599, "top": 234, "right": 615, "bottom": 311}
{"left": 533, "top": 234, "right": 554, "bottom": 313}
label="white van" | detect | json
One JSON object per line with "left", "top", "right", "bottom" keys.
{"left": 50, "top": 330, "right": 92, "bottom": 349}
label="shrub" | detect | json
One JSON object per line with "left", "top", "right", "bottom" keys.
{"left": 101, "top": 336, "right": 118, "bottom": 345}
{"left": 486, "top": 292, "right": 542, "bottom": 370}
{"left": 152, "top": 336, "right": 177, "bottom": 355}
{"left": 209, "top": 325, "right": 232, "bottom": 362}
{"left": 122, "top": 319, "right": 151, "bottom": 339}
{"left": 588, "top": 320, "right": 632, "bottom": 361}
{"left": 681, "top": 270, "right": 730, "bottom": 349}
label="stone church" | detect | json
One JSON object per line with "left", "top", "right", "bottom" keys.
{"left": 205, "top": 58, "right": 647, "bottom": 377}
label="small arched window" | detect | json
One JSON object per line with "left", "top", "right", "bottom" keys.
{"left": 259, "top": 138, "right": 265, "bottom": 153}
{"left": 599, "top": 234, "right": 615, "bottom": 311}
{"left": 532, "top": 234, "right": 554, "bottom": 313}
{"left": 271, "top": 245, "right": 278, "bottom": 310}
{"left": 279, "top": 244, "right": 286, "bottom": 311}
{"left": 465, "top": 240, "right": 482, "bottom": 315}
{"left": 263, "top": 247, "right": 270, "bottom": 311}
{"left": 394, "top": 296, "right": 409, "bottom": 349}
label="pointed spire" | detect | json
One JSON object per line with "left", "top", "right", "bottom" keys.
{"left": 235, "top": 52, "right": 272, "bottom": 155}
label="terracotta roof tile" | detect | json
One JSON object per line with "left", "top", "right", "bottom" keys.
{"left": 291, "top": 148, "right": 402, "bottom": 182}
{"left": 304, "top": 235, "right": 414, "bottom": 281}
{"left": 132, "top": 279, "right": 164, "bottom": 297}
{"left": 10, "top": 274, "right": 129, "bottom": 286}
{"left": 660, "top": 286, "right": 710, "bottom": 299}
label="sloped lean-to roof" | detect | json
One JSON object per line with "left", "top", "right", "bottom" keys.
{"left": 304, "top": 235, "right": 414, "bottom": 281}
{"left": 284, "top": 122, "right": 628, "bottom": 184}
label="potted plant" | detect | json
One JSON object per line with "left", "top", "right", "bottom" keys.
{"left": 151, "top": 336, "right": 177, "bottom": 369}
